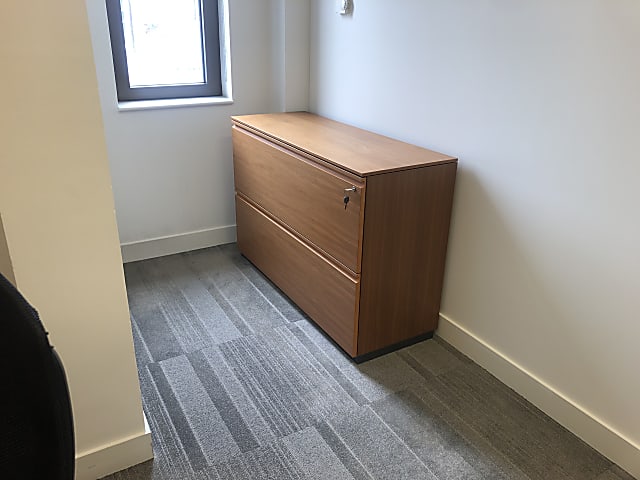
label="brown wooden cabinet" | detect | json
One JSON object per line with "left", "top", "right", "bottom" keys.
{"left": 232, "top": 112, "right": 457, "bottom": 361}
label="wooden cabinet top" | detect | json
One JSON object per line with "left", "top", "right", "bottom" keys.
{"left": 231, "top": 112, "right": 457, "bottom": 177}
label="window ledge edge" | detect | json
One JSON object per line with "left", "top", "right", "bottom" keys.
{"left": 117, "top": 96, "right": 234, "bottom": 112}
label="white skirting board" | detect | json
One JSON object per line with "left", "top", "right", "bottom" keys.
{"left": 120, "top": 225, "right": 237, "bottom": 263}
{"left": 436, "top": 313, "right": 640, "bottom": 479}
{"left": 75, "top": 415, "right": 153, "bottom": 480}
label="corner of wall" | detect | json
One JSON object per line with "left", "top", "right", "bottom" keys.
{"left": 0, "top": 213, "right": 16, "bottom": 286}
{"left": 75, "top": 415, "right": 153, "bottom": 480}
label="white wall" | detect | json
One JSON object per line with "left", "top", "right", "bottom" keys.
{"left": 0, "top": 1, "right": 151, "bottom": 478}
{"left": 310, "top": 0, "right": 640, "bottom": 476}
{"left": 86, "top": 0, "right": 310, "bottom": 261}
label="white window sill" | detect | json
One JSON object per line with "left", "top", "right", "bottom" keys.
{"left": 117, "top": 96, "right": 234, "bottom": 112}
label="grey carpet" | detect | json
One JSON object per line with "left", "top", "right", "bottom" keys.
{"left": 102, "top": 244, "right": 635, "bottom": 480}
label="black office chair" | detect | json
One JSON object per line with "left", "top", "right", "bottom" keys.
{"left": 0, "top": 273, "right": 75, "bottom": 479}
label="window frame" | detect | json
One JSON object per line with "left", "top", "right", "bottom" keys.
{"left": 105, "top": 0, "right": 222, "bottom": 102}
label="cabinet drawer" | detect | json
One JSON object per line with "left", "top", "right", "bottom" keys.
{"left": 233, "top": 126, "right": 364, "bottom": 273}
{"left": 236, "top": 195, "right": 358, "bottom": 355}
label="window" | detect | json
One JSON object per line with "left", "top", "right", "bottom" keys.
{"left": 105, "top": 0, "right": 222, "bottom": 102}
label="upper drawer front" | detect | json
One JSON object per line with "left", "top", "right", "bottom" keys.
{"left": 233, "top": 126, "right": 363, "bottom": 273}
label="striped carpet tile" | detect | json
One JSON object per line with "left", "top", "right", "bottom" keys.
{"left": 102, "top": 244, "right": 634, "bottom": 480}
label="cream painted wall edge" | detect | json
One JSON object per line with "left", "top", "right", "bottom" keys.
{"left": 0, "top": 213, "right": 15, "bottom": 286}
{"left": 120, "top": 225, "right": 237, "bottom": 263}
{"left": 75, "top": 414, "right": 152, "bottom": 480}
{"left": 437, "top": 314, "right": 640, "bottom": 479}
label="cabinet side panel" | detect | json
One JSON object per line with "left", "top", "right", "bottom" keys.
{"left": 357, "top": 163, "right": 457, "bottom": 355}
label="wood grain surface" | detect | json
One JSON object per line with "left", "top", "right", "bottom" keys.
{"left": 235, "top": 195, "right": 359, "bottom": 355}
{"left": 233, "top": 126, "right": 364, "bottom": 273}
{"left": 357, "top": 162, "right": 458, "bottom": 355}
{"left": 232, "top": 112, "right": 457, "bottom": 177}
{"left": 232, "top": 112, "right": 458, "bottom": 360}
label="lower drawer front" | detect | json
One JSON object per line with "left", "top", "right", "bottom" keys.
{"left": 236, "top": 195, "right": 358, "bottom": 355}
